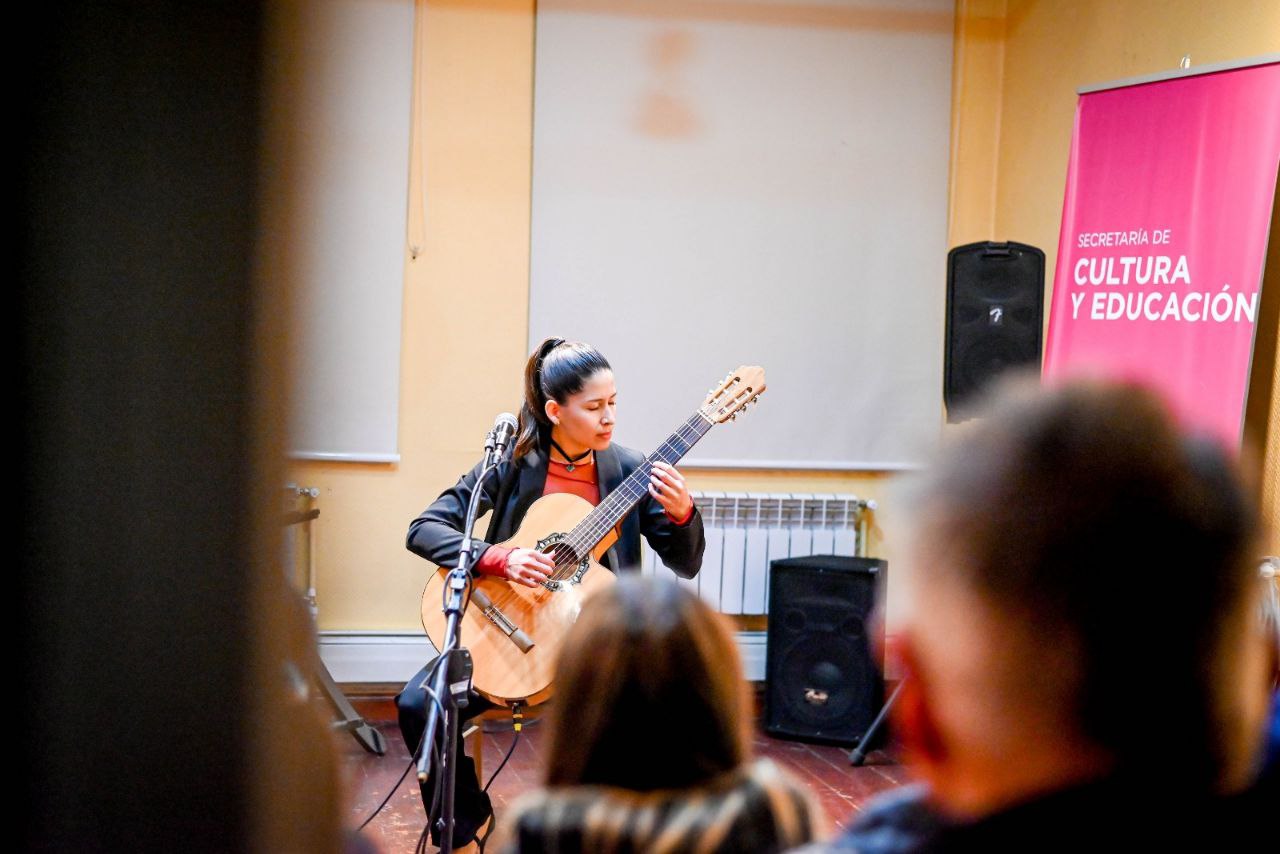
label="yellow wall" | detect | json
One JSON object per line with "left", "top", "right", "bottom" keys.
{"left": 948, "top": 0, "right": 1006, "bottom": 248}
{"left": 949, "top": 0, "right": 1280, "bottom": 547}
{"left": 951, "top": 0, "right": 1280, "bottom": 265}
{"left": 290, "top": 0, "right": 537, "bottom": 631}
{"left": 294, "top": 0, "right": 1280, "bottom": 633}
{"left": 1261, "top": 188, "right": 1280, "bottom": 555}
{"left": 991, "top": 0, "right": 1280, "bottom": 291}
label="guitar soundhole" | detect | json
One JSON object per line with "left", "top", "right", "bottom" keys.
{"left": 545, "top": 541, "right": 579, "bottom": 566}
{"left": 535, "top": 533, "right": 589, "bottom": 591}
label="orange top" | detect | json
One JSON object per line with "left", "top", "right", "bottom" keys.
{"left": 544, "top": 456, "right": 603, "bottom": 504}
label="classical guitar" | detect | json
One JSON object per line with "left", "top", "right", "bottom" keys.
{"left": 420, "top": 366, "right": 766, "bottom": 707}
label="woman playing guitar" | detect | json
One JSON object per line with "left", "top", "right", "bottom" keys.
{"left": 396, "top": 337, "right": 706, "bottom": 847}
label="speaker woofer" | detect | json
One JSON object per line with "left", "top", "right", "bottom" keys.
{"left": 764, "top": 556, "right": 886, "bottom": 746}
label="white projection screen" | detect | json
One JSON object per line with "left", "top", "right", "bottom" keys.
{"left": 530, "top": 0, "right": 953, "bottom": 468}
{"left": 281, "top": 0, "right": 413, "bottom": 463}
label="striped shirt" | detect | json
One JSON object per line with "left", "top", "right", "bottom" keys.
{"left": 501, "top": 758, "right": 821, "bottom": 854}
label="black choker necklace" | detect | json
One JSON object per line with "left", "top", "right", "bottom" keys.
{"left": 549, "top": 438, "right": 592, "bottom": 472}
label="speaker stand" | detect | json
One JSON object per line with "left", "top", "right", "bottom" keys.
{"left": 315, "top": 654, "right": 387, "bottom": 755}
{"left": 849, "top": 678, "right": 905, "bottom": 766}
{"left": 284, "top": 488, "right": 386, "bottom": 756}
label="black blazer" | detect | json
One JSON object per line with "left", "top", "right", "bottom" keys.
{"left": 406, "top": 443, "right": 704, "bottom": 578}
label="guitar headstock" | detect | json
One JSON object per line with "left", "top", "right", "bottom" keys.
{"left": 700, "top": 366, "right": 766, "bottom": 424}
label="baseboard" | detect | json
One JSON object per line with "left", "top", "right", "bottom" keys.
{"left": 316, "top": 632, "right": 439, "bottom": 684}
{"left": 318, "top": 630, "right": 769, "bottom": 685}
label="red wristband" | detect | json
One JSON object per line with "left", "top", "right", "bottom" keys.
{"left": 666, "top": 504, "right": 695, "bottom": 527}
{"left": 475, "top": 545, "right": 513, "bottom": 577}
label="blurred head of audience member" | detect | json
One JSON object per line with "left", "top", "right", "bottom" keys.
{"left": 505, "top": 575, "right": 819, "bottom": 853}
{"left": 545, "top": 573, "right": 750, "bottom": 790}
{"left": 889, "top": 379, "right": 1273, "bottom": 824}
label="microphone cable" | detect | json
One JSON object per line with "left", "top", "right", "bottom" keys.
{"left": 355, "top": 654, "right": 448, "bottom": 832}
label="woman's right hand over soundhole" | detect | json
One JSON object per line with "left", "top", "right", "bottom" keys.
{"left": 505, "top": 548, "right": 555, "bottom": 588}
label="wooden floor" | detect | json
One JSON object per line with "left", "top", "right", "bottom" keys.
{"left": 340, "top": 695, "right": 913, "bottom": 853}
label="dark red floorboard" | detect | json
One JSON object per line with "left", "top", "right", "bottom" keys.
{"left": 339, "top": 701, "right": 913, "bottom": 851}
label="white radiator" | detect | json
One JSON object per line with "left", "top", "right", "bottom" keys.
{"left": 642, "top": 493, "right": 875, "bottom": 615}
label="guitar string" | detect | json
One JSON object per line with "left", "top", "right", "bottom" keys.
{"left": 553, "top": 413, "right": 708, "bottom": 577}
{"left": 546, "top": 414, "right": 707, "bottom": 581}
{"left": 545, "top": 410, "right": 717, "bottom": 581}
{"left": 544, "top": 379, "right": 759, "bottom": 580}
{"left": 566, "top": 415, "right": 709, "bottom": 554}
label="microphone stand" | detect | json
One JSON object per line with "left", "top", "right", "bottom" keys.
{"left": 416, "top": 431, "right": 503, "bottom": 853}
{"left": 849, "top": 677, "right": 905, "bottom": 766}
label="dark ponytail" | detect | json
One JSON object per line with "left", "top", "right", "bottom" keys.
{"left": 514, "top": 337, "right": 612, "bottom": 460}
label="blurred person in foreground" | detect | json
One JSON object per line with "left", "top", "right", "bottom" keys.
{"left": 827, "top": 380, "right": 1275, "bottom": 851}
{"left": 499, "top": 575, "right": 822, "bottom": 853}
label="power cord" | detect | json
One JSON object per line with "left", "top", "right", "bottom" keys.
{"left": 476, "top": 703, "right": 526, "bottom": 853}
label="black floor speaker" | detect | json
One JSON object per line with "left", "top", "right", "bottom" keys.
{"left": 764, "top": 555, "right": 886, "bottom": 746}
{"left": 945, "top": 241, "right": 1045, "bottom": 420}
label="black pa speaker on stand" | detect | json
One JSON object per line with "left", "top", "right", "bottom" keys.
{"left": 764, "top": 556, "right": 886, "bottom": 746}
{"left": 945, "top": 241, "right": 1045, "bottom": 420}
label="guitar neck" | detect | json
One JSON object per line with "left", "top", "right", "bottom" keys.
{"left": 567, "top": 410, "right": 714, "bottom": 555}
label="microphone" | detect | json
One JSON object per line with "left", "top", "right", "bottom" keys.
{"left": 486, "top": 412, "right": 519, "bottom": 454}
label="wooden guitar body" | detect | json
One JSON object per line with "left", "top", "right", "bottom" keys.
{"left": 420, "top": 492, "right": 617, "bottom": 708}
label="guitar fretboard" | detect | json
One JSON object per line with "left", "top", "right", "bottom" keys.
{"left": 549, "top": 409, "right": 714, "bottom": 577}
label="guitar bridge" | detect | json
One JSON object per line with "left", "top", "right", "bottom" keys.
{"left": 470, "top": 588, "right": 534, "bottom": 653}
{"left": 482, "top": 601, "right": 517, "bottom": 634}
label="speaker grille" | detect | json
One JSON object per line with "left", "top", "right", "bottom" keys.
{"left": 945, "top": 241, "right": 1045, "bottom": 419}
{"left": 764, "top": 556, "right": 885, "bottom": 746}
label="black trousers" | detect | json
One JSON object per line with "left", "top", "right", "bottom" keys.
{"left": 396, "top": 662, "right": 497, "bottom": 848}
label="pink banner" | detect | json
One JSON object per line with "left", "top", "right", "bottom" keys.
{"left": 1043, "top": 61, "right": 1280, "bottom": 447}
